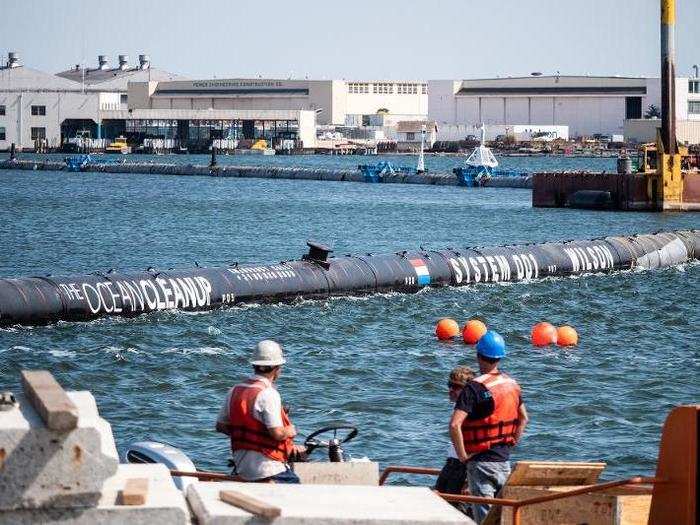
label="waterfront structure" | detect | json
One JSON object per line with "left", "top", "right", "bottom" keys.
{"left": 0, "top": 52, "right": 183, "bottom": 150}
{"left": 392, "top": 120, "right": 438, "bottom": 152}
{"left": 126, "top": 78, "right": 428, "bottom": 126}
{"left": 0, "top": 51, "right": 427, "bottom": 150}
{"left": 429, "top": 75, "right": 700, "bottom": 141}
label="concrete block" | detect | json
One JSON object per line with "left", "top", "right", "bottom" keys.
{"left": 187, "top": 481, "right": 473, "bottom": 524}
{"left": 291, "top": 461, "right": 379, "bottom": 485}
{"left": 0, "top": 464, "right": 190, "bottom": 525}
{"left": 0, "top": 391, "right": 119, "bottom": 510}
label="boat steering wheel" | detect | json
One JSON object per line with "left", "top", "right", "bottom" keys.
{"left": 303, "top": 425, "right": 358, "bottom": 460}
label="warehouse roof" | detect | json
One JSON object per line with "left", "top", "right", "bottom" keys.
{"left": 0, "top": 65, "right": 84, "bottom": 91}
{"left": 56, "top": 67, "right": 186, "bottom": 91}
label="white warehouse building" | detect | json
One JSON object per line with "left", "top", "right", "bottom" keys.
{"left": 127, "top": 78, "right": 428, "bottom": 126}
{"left": 429, "top": 75, "right": 700, "bottom": 140}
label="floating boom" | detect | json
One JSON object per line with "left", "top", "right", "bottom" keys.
{"left": 0, "top": 230, "right": 698, "bottom": 327}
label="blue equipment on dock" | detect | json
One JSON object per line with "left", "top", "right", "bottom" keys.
{"left": 453, "top": 166, "right": 529, "bottom": 187}
{"left": 453, "top": 124, "right": 527, "bottom": 186}
{"left": 358, "top": 162, "right": 413, "bottom": 183}
{"left": 65, "top": 154, "right": 91, "bottom": 172}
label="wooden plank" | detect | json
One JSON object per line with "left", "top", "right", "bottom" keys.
{"left": 507, "top": 461, "right": 606, "bottom": 486}
{"left": 618, "top": 494, "right": 653, "bottom": 525}
{"left": 119, "top": 478, "right": 149, "bottom": 506}
{"left": 500, "top": 486, "right": 651, "bottom": 525}
{"left": 219, "top": 490, "right": 282, "bottom": 519}
{"left": 483, "top": 461, "right": 606, "bottom": 524}
{"left": 21, "top": 370, "right": 78, "bottom": 431}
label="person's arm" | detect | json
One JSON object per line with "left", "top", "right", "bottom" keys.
{"left": 513, "top": 402, "right": 529, "bottom": 445}
{"left": 215, "top": 420, "right": 231, "bottom": 435}
{"left": 449, "top": 409, "right": 470, "bottom": 463}
{"left": 215, "top": 391, "right": 232, "bottom": 435}
{"left": 258, "top": 389, "right": 296, "bottom": 442}
{"left": 267, "top": 424, "right": 297, "bottom": 442}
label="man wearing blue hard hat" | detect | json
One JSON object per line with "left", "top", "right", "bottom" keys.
{"left": 449, "top": 330, "right": 529, "bottom": 523}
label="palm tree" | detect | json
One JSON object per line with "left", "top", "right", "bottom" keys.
{"left": 645, "top": 104, "right": 661, "bottom": 119}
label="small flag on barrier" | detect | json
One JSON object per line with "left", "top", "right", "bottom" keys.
{"left": 410, "top": 259, "right": 431, "bottom": 286}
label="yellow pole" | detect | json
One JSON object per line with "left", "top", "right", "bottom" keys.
{"left": 655, "top": 0, "right": 683, "bottom": 210}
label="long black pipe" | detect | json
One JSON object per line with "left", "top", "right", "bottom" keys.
{"left": 0, "top": 230, "right": 698, "bottom": 327}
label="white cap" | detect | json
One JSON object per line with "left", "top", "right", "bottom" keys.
{"left": 250, "top": 340, "right": 286, "bottom": 366}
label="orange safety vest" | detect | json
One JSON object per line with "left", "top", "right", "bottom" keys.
{"left": 228, "top": 378, "right": 294, "bottom": 462}
{"left": 461, "top": 372, "right": 521, "bottom": 454}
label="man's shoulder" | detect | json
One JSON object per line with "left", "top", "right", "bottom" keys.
{"left": 256, "top": 385, "right": 282, "bottom": 406}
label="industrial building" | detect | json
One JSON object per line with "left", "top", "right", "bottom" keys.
{"left": 429, "top": 75, "right": 700, "bottom": 142}
{"left": 126, "top": 78, "right": 427, "bottom": 126}
{"left": 0, "top": 52, "right": 184, "bottom": 150}
{"left": 2, "top": 48, "right": 699, "bottom": 152}
{"left": 0, "top": 50, "right": 428, "bottom": 151}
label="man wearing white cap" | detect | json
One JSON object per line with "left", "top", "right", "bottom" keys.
{"left": 216, "top": 340, "right": 303, "bottom": 483}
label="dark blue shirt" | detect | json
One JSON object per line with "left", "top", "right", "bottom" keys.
{"left": 455, "top": 377, "right": 523, "bottom": 462}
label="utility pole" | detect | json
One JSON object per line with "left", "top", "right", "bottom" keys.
{"left": 660, "top": 0, "right": 676, "bottom": 155}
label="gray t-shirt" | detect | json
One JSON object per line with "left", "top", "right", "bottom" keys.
{"left": 217, "top": 375, "right": 287, "bottom": 480}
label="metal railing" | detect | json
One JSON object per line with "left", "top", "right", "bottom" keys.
{"left": 379, "top": 465, "right": 660, "bottom": 525}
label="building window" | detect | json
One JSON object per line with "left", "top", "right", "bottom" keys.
{"left": 0, "top": 105, "right": 5, "bottom": 116}
{"left": 421, "top": 84, "right": 427, "bottom": 94}
{"left": 31, "top": 127, "right": 46, "bottom": 140}
{"left": 120, "top": 94, "right": 128, "bottom": 104}
{"left": 348, "top": 82, "right": 369, "bottom": 94}
{"left": 625, "top": 97, "right": 642, "bottom": 119}
{"left": 0, "top": 127, "right": 5, "bottom": 141}
{"left": 689, "top": 80, "right": 700, "bottom": 94}
{"left": 689, "top": 101, "right": 700, "bottom": 115}
{"left": 406, "top": 132, "right": 415, "bottom": 140}
{"left": 31, "top": 105, "right": 46, "bottom": 116}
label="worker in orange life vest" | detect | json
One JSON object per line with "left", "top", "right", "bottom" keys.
{"left": 449, "top": 331, "right": 529, "bottom": 523}
{"left": 216, "top": 340, "right": 305, "bottom": 483}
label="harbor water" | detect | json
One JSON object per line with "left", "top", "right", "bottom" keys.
{"left": 1, "top": 154, "right": 698, "bottom": 482}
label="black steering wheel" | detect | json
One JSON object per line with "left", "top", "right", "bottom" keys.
{"left": 303, "top": 425, "right": 358, "bottom": 455}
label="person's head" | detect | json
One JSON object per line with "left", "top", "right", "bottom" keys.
{"left": 250, "top": 340, "right": 286, "bottom": 382}
{"left": 475, "top": 330, "right": 506, "bottom": 373}
{"left": 448, "top": 365, "right": 476, "bottom": 402}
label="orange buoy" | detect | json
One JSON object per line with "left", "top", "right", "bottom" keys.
{"left": 462, "top": 319, "right": 487, "bottom": 345}
{"left": 436, "top": 318, "right": 460, "bottom": 341}
{"left": 557, "top": 325, "right": 578, "bottom": 346}
{"left": 531, "top": 322, "right": 558, "bottom": 346}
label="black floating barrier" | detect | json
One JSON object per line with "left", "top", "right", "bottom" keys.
{"left": 0, "top": 231, "right": 698, "bottom": 327}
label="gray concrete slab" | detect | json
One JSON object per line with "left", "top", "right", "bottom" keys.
{"left": 0, "top": 391, "right": 119, "bottom": 510}
{"left": 291, "top": 461, "right": 379, "bottom": 485}
{"left": 0, "top": 464, "right": 190, "bottom": 524}
{"left": 187, "top": 481, "right": 473, "bottom": 524}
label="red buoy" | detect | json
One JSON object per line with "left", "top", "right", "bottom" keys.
{"left": 436, "top": 318, "right": 460, "bottom": 340}
{"left": 462, "top": 319, "right": 487, "bottom": 345}
{"left": 557, "top": 325, "right": 578, "bottom": 346}
{"left": 531, "top": 322, "right": 558, "bottom": 346}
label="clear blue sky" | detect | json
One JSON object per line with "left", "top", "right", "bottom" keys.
{"left": 2, "top": 0, "right": 699, "bottom": 80}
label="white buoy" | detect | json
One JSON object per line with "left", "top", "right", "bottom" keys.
{"left": 416, "top": 124, "right": 426, "bottom": 174}
{"left": 465, "top": 124, "right": 498, "bottom": 169}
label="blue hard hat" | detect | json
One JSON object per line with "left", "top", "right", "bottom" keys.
{"left": 476, "top": 330, "right": 507, "bottom": 359}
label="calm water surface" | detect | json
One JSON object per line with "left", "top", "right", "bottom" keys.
{"left": 1, "top": 154, "right": 698, "bottom": 482}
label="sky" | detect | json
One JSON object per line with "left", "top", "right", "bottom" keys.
{"left": 2, "top": 0, "right": 699, "bottom": 80}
